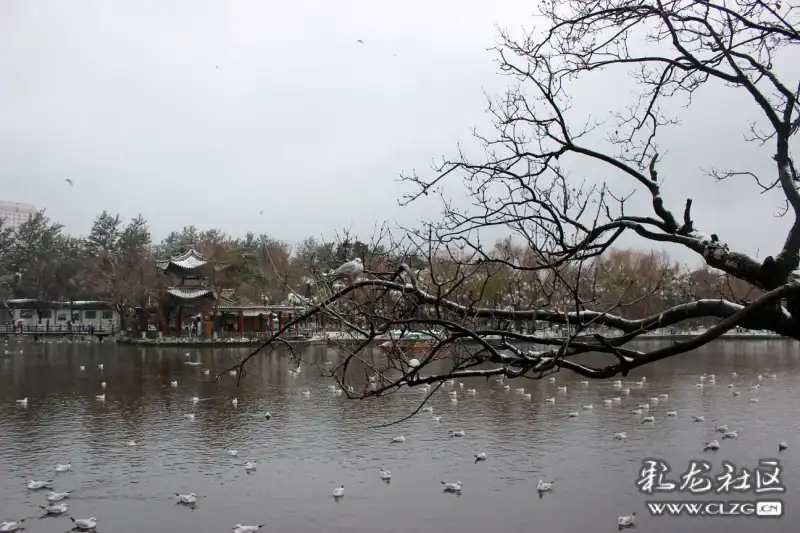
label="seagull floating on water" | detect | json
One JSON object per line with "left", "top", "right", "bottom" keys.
{"left": 380, "top": 469, "right": 392, "bottom": 480}
{"left": 704, "top": 440, "right": 720, "bottom": 451}
{"left": 170, "top": 381, "right": 178, "bottom": 387}
{"left": 614, "top": 432, "right": 627, "bottom": 439}
{"left": 184, "top": 414, "right": 195, "bottom": 420}
{"left": 557, "top": 386, "right": 567, "bottom": 393}
{"left": 441, "top": 481, "right": 462, "bottom": 493}
{"left": 15, "top": 398, "right": 27, "bottom": 406}
{"left": 722, "top": 430, "right": 738, "bottom": 439}
{"left": 545, "top": 397, "right": 555, "bottom": 404}
{"left": 692, "top": 416, "right": 705, "bottom": 422}
{"left": 568, "top": 412, "right": 579, "bottom": 418}
{"left": 41, "top": 503, "right": 68, "bottom": 515}
{"left": 582, "top": 404, "right": 593, "bottom": 410}
{"left": 537, "top": 480, "right": 553, "bottom": 492}
{"left": 244, "top": 461, "right": 257, "bottom": 472}
{"left": 176, "top": 493, "right": 197, "bottom": 504}
{"left": 749, "top": 398, "right": 759, "bottom": 403}
{"left": 232, "top": 398, "right": 239, "bottom": 407}
{"left": 47, "top": 491, "right": 71, "bottom": 502}
{"left": 71, "top": 517, "right": 97, "bottom": 530}
{"left": 432, "top": 415, "right": 442, "bottom": 422}
{"left": 779, "top": 442, "right": 788, "bottom": 451}
{"left": 96, "top": 394, "right": 105, "bottom": 401}
{"left": 666, "top": 411, "right": 677, "bottom": 417}
{"left": 450, "top": 430, "right": 465, "bottom": 438}
{"left": 125, "top": 440, "right": 137, "bottom": 447}
{"left": 0, "top": 519, "right": 24, "bottom": 532}
{"left": 617, "top": 512, "right": 635, "bottom": 529}
{"left": 27, "top": 480, "right": 52, "bottom": 490}
{"left": 265, "top": 412, "right": 271, "bottom": 420}
{"left": 100, "top": 382, "right": 106, "bottom": 389}
{"left": 475, "top": 452, "right": 487, "bottom": 463}
{"left": 333, "top": 485, "right": 345, "bottom": 498}
{"left": 228, "top": 449, "right": 239, "bottom": 457}
{"left": 55, "top": 463, "right": 71, "bottom": 472}
{"left": 233, "top": 525, "right": 265, "bottom": 533}
{"left": 641, "top": 416, "right": 655, "bottom": 423}
{"left": 392, "top": 435, "right": 405, "bottom": 443}
{"left": 715, "top": 424, "right": 729, "bottom": 432}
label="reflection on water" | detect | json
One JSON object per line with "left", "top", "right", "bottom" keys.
{"left": 1, "top": 338, "right": 798, "bottom": 532}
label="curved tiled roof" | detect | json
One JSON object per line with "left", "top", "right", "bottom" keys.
{"left": 156, "top": 247, "right": 209, "bottom": 272}
{"left": 166, "top": 287, "right": 214, "bottom": 300}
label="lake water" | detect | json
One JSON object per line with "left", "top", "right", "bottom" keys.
{"left": 1, "top": 338, "right": 798, "bottom": 533}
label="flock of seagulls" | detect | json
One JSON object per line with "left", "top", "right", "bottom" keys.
{"left": 3, "top": 333, "right": 793, "bottom": 531}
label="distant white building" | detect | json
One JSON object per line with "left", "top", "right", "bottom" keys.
{"left": 6, "top": 299, "right": 120, "bottom": 332}
{"left": 0, "top": 201, "right": 37, "bottom": 231}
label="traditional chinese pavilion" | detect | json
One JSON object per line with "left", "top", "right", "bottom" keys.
{"left": 155, "top": 247, "right": 221, "bottom": 334}
{"left": 155, "top": 247, "right": 308, "bottom": 336}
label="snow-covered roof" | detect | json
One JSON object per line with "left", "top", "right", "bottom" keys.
{"left": 166, "top": 287, "right": 214, "bottom": 300}
{"left": 156, "top": 247, "right": 209, "bottom": 273}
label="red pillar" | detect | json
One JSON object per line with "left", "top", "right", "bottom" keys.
{"left": 277, "top": 311, "right": 283, "bottom": 330}
{"left": 238, "top": 310, "right": 244, "bottom": 336}
{"left": 268, "top": 312, "right": 274, "bottom": 332}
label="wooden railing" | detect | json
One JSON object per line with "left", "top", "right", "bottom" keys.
{"left": 0, "top": 324, "right": 118, "bottom": 336}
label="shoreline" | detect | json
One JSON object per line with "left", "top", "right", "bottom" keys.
{"left": 115, "top": 333, "right": 788, "bottom": 347}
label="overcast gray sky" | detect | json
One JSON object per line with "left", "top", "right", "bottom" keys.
{"left": 0, "top": 1, "right": 797, "bottom": 267}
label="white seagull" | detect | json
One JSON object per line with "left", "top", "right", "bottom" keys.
{"left": 47, "top": 491, "right": 71, "bottom": 502}
{"left": 779, "top": 442, "right": 788, "bottom": 451}
{"left": 170, "top": 381, "right": 178, "bottom": 387}
{"left": 475, "top": 452, "right": 487, "bottom": 463}
{"left": 392, "top": 435, "right": 405, "bottom": 443}
{"left": 614, "top": 432, "right": 627, "bottom": 439}
{"left": 233, "top": 525, "right": 265, "bottom": 533}
{"left": 176, "top": 493, "right": 197, "bottom": 504}
{"left": 380, "top": 468, "right": 392, "bottom": 480}
{"left": 0, "top": 520, "right": 24, "bottom": 532}
{"left": 450, "top": 430, "right": 466, "bottom": 438}
{"left": 96, "top": 394, "right": 105, "bottom": 401}
{"left": 55, "top": 462, "right": 72, "bottom": 472}
{"left": 71, "top": 517, "right": 97, "bottom": 530}
{"left": 232, "top": 398, "right": 239, "bottom": 407}
{"left": 330, "top": 258, "right": 364, "bottom": 280}
{"left": 537, "top": 480, "right": 553, "bottom": 492}
{"left": 244, "top": 461, "right": 257, "bottom": 472}
{"left": 15, "top": 398, "right": 27, "bottom": 406}
{"left": 100, "top": 382, "right": 106, "bottom": 389}
{"left": 27, "top": 480, "right": 52, "bottom": 490}
{"left": 441, "top": 481, "right": 462, "bottom": 493}
{"left": 333, "top": 485, "right": 345, "bottom": 498}
{"left": 228, "top": 449, "right": 239, "bottom": 457}
{"left": 41, "top": 503, "right": 68, "bottom": 515}
{"left": 704, "top": 440, "right": 720, "bottom": 451}
{"left": 617, "top": 512, "right": 635, "bottom": 528}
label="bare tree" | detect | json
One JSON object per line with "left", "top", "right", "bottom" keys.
{"left": 224, "top": 1, "right": 800, "bottom": 397}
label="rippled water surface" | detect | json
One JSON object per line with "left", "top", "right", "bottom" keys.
{"left": 1, "top": 338, "right": 798, "bottom": 532}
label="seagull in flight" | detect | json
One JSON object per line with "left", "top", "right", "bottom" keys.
{"left": 65, "top": 178, "right": 73, "bottom": 186}
{"left": 357, "top": 39, "right": 364, "bottom": 44}
{"left": 259, "top": 210, "right": 264, "bottom": 215}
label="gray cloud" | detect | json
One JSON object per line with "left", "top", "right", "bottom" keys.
{"left": 0, "top": 0, "right": 797, "bottom": 267}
